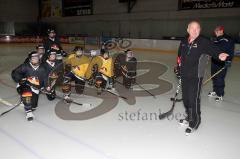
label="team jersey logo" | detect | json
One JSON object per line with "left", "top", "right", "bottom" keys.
{"left": 100, "top": 67, "right": 107, "bottom": 72}
{"left": 27, "top": 77, "right": 40, "bottom": 86}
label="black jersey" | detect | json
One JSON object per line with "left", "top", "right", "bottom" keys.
{"left": 115, "top": 53, "right": 137, "bottom": 78}
{"left": 123, "top": 57, "right": 137, "bottom": 77}
{"left": 42, "top": 60, "right": 62, "bottom": 75}
{"left": 11, "top": 63, "right": 47, "bottom": 89}
{"left": 178, "top": 36, "right": 223, "bottom": 78}
{"left": 42, "top": 37, "right": 67, "bottom": 62}
{"left": 42, "top": 60, "right": 62, "bottom": 86}
{"left": 43, "top": 37, "right": 63, "bottom": 52}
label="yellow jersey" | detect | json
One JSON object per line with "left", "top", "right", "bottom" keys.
{"left": 99, "top": 56, "right": 114, "bottom": 78}
{"left": 65, "top": 54, "right": 90, "bottom": 78}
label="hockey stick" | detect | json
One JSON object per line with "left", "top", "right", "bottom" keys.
{"left": 169, "top": 66, "right": 227, "bottom": 102}
{"left": 105, "top": 89, "right": 127, "bottom": 100}
{"left": 159, "top": 78, "right": 181, "bottom": 120}
{"left": 203, "top": 66, "right": 226, "bottom": 85}
{"left": 55, "top": 94, "right": 92, "bottom": 107}
{"left": 71, "top": 82, "right": 127, "bottom": 100}
{"left": 134, "top": 81, "right": 156, "bottom": 99}
{"left": 159, "top": 60, "right": 229, "bottom": 120}
{"left": 170, "top": 98, "right": 182, "bottom": 102}
{"left": 21, "top": 82, "right": 91, "bottom": 107}
{"left": 115, "top": 79, "right": 156, "bottom": 99}
{"left": 40, "top": 89, "right": 92, "bottom": 107}
{"left": 0, "top": 99, "right": 22, "bottom": 117}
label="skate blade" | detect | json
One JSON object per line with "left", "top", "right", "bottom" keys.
{"left": 179, "top": 123, "right": 189, "bottom": 127}
{"left": 27, "top": 117, "right": 34, "bottom": 122}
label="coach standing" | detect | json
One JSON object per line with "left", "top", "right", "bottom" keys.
{"left": 208, "top": 26, "right": 234, "bottom": 102}
{"left": 177, "top": 21, "right": 229, "bottom": 135}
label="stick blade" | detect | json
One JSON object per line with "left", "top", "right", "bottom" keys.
{"left": 159, "top": 105, "right": 175, "bottom": 120}
{"left": 170, "top": 98, "right": 183, "bottom": 102}
{"left": 159, "top": 111, "right": 172, "bottom": 120}
{"left": 82, "top": 103, "right": 92, "bottom": 107}
{"left": 120, "top": 96, "right": 127, "bottom": 100}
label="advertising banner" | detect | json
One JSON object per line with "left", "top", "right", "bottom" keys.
{"left": 178, "top": 0, "right": 240, "bottom": 10}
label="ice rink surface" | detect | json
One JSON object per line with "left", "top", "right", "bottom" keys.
{"left": 0, "top": 44, "right": 240, "bottom": 159}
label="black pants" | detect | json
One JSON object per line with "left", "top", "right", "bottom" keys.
{"left": 56, "top": 60, "right": 64, "bottom": 86}
{"left": 123, "top": 76, "right": 135, "bottom": 89}
{"left": 64, "top": 72, "right": 86, "bottom": 94}
{"left": 211, "top": 60, "right": 227, "bottom": 97}
{"left": 182, "top": 77, "right": 203, "bottom": 129}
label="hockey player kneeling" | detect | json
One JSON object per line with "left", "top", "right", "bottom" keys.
{"left": 24, "top": 45, "right": 45, "bottom": 64}
{"left": 42, "top": 50, "right": 61, "bottom": 101}
{"left": 114, "top": 51, "right": 126, "bottom": 78}
{"left": 115, "top": 49, "right": 137, "bottom": 89}
{"left": 63, "top": 47, "right": 90, "bottom": 100}
{"left": 11, "top": 51, "right": 49, "bottom": 121}
{"left": 42, "top": 42, "right": 67, "bottom": 86}
{"left": 93, "top": 49, "right": 115, "bottom": 95}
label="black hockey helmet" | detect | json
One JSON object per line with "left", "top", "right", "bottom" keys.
{"left": 28, "top": 51, "right": 40, "bottom": 65}
{"left": 125, "top": 49, "right": 134, "bottom": 58}
{"left": 28, "top": 51, "right": 39, "bottom": 59}
{"left": 73, "top": 46, "right": 83, "bottom": 52}
{"left": 47, "top": 49, "right": 57, "bottom": 62}
{"left": 49, "top": 50, "right": 57, "bottom": 55}
{"left": 100, "top": 49, "right": 109, "bottom": 55}
{"left": 74, "top": 46, "right": 84, "bottom": 56}
{"left": 100, "top": 48, "right": 105, "bottom": 55}
{"left": 36, "top": 44, "right": 44, "bottom": 50}
{"left": 101, "top": 49, "right": 110, "bottom": 60}
{"left": 47, "top": 49, "right": 57, "bottom": 57}
{"left": 35, "top": 45, "right": 45, "bottom": 59}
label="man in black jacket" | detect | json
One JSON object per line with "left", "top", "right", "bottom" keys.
{"left": 43, "top": 29, "right": 67, "bottom": 62}
{"left": 208, "top": 26, "right": 235, "bottom": 102}
{"left": 177, "top": 21, "right": 229, "bottom": 135}
{"left": 44, "top": 29, "right": 62, "bottom": 52}
{"left": 12, "top": 51, "right": 49, "bottom": 121}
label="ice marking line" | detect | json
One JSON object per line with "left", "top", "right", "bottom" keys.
{"left": 0, "top": 98, "right": 13, "bottom": 107}
{"left": 35, "top": 119, "right": 114, "bottom": 159}
{"left": 0, "top": 96, "right": 113, "bottom": 159}
{"left": 0, "top": 128, "right": 47, "bottom": 159}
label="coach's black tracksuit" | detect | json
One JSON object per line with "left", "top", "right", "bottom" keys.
{"left": 178, "top": 35, "right": 223, "bottom": 129}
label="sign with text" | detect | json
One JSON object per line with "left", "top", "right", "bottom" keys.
{"left": 62, "top": 0, "right": 93, "bottom": 16}
{"left": 178, "top": 0, "right": 240, "bottom": 10}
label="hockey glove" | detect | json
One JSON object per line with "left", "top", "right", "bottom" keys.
{"left": 19, "top": 78, "right": 27, "bottom": 86}
{"left": 225, "top": 60, "right": 232, "bottom": 68}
